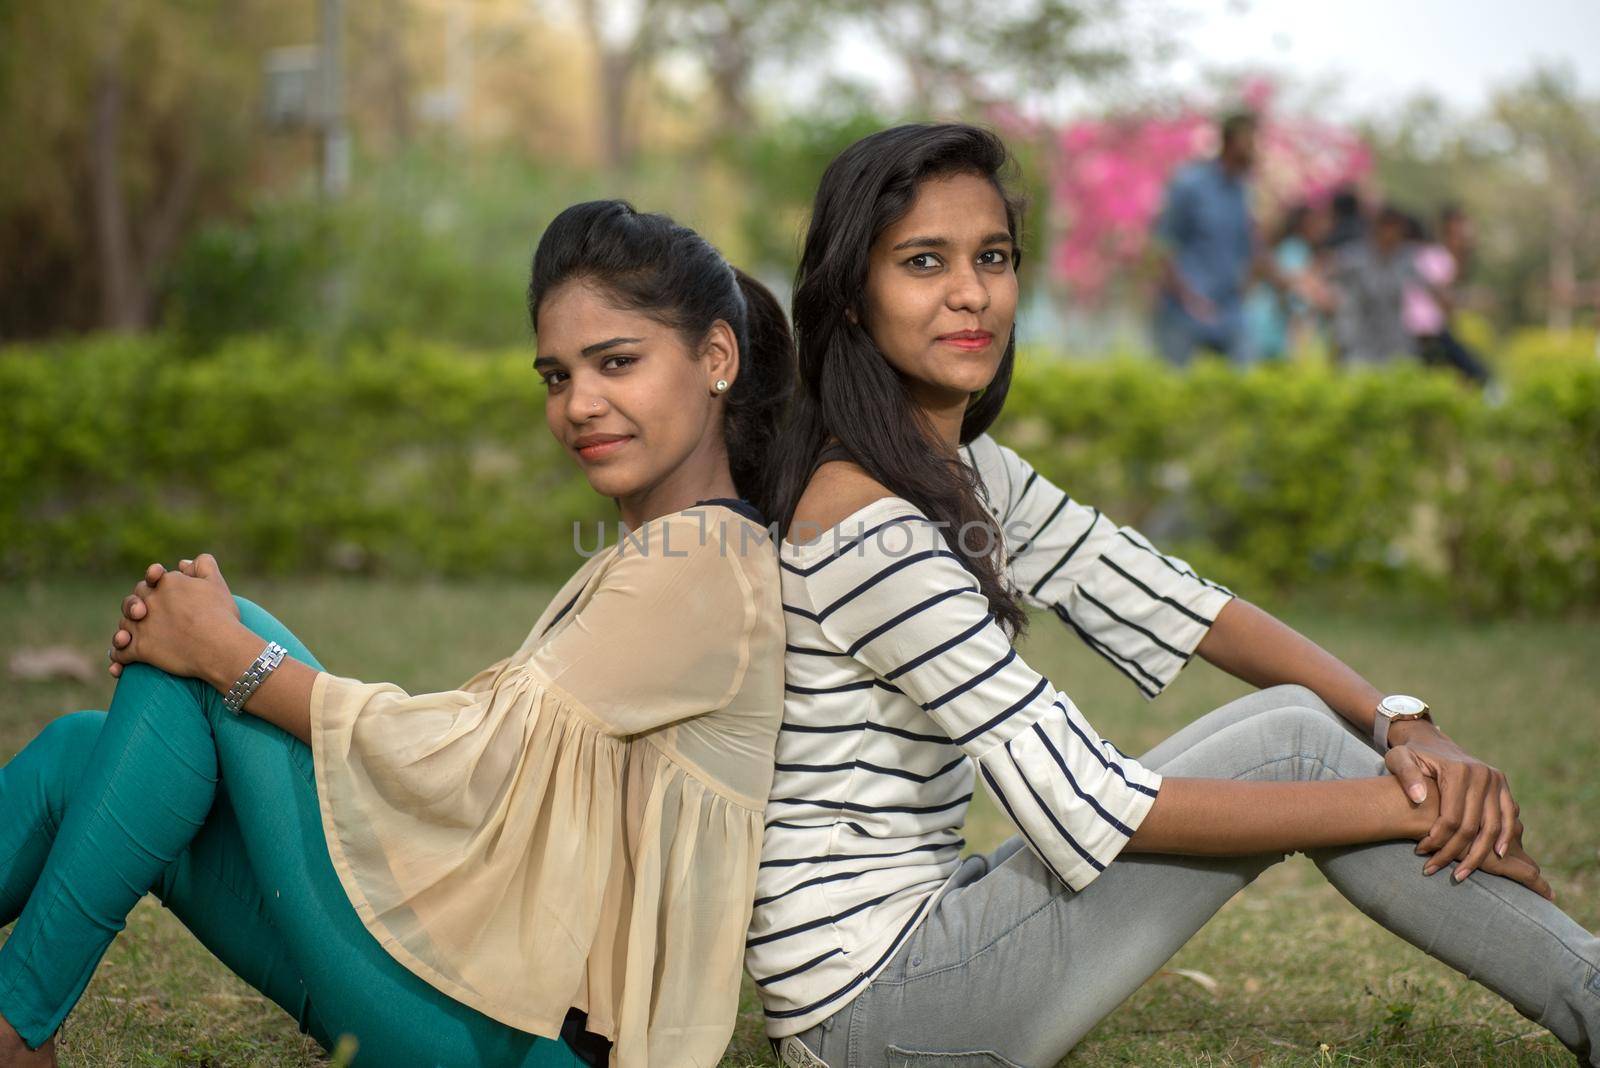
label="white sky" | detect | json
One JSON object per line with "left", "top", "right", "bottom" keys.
{"left": 803, "top": 0, "right": 1600, "bottom": 122}
{"left": 1138, "top": 0, "right": 1600, "bottom": 118}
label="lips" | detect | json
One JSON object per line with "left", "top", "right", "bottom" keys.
{"left": 937, "top": 330, "right": 994, "bottom": 351}
{"left": 572, "top": 434, "right": 632, "bottom": 460}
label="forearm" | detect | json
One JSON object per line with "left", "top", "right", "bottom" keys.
{"left": 1127, "top": 775, "right": 1429, "bottom": 855}
{"left": 201, "top": 623, "right": 316, "bottom": 744}
{"left": 1195, "top": 598, "right": 1450, "bottom": 750}
{"left": 1196, "top": 597, "right": 1384, "bottom": 736}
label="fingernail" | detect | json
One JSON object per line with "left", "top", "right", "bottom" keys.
{"left": 1454, "top": 868, "right": 1469, "bottom": 882}
{"left": 1408, "top": 784, "right": 1426, "bottom": 803}
{"left": 1496, "top": 842, "right": 1506, "bottom": 857}
{"left": 1423, "top": 864, "right": 1436, "bottom": 875}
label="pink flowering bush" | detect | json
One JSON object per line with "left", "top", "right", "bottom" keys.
{"left": 1048, "top": 79, "right": 1372, "bottom": 301}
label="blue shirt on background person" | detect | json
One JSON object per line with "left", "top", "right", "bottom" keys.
{"left": 1151, "top": 113, "right": 1260, "bottom": 366}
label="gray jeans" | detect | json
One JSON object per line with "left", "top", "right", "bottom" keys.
{"left": 784, "top": 685, "right": 1600, "bottom": 1067}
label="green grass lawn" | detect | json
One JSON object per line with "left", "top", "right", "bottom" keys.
{"left": 3, "top": 578, "right": 1596, "bottom": 1066}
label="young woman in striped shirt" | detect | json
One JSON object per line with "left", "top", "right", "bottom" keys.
{"left": 746, "top": 123, "right": 1598, "bottom": 1068}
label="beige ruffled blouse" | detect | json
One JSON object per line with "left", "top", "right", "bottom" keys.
{"left": 307, "top": 502, "right": 784, "bottom": 1067}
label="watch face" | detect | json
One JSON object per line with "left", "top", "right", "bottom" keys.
{"left": 1383, "top": 694, "right": 1427, "bottom": 715}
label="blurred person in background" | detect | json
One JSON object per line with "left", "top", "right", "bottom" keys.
{"left": 1323, "top": 185, "right": 1367, "bottom": 251}
{"left": 1405, "top": 206, "right": 1495, "bottom": 387}
{"left": 1328, "top": 204, "right": 1416, "bottom": 366}
{"left": 1243, "top": 200, "right": 1335, "bottom": 362}
{"left": 1150, "top": 111, "right": 1260, "bottom": 367}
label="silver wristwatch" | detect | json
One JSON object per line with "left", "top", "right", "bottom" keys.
{"left": 1372, "top": 693, "right": 1432, "bottom": 753}
{"left": 222, "top": 641, "right": 287, "bottom": 715}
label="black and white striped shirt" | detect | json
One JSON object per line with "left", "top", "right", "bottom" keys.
{"left": 746, "top": 433, "right": 1234, "bottom": 1036}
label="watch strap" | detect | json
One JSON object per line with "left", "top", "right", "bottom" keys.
{"left": 1373, "top": 697, "right": 1432, "bottom": 753}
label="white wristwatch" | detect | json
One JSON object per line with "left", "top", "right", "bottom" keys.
{"left": 1373, "top": 694, "right": 1432, "bottom": 753}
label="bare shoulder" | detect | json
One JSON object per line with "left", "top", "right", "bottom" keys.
{"left": 786, "top": 461, "right": 897, "bottom": 546}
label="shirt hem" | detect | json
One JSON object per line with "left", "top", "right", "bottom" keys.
{"left": 759, "top": 870, "right": 962, "bottom": 1039}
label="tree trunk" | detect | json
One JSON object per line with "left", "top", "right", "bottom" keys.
{"left": 598, "top": 49, "right": 634, "bottom": 170}
{"left": 88, "top": 20, "right": 146, "bottom": 331}
{"left": 578, "top": 0, "right": 641, "bottom": 172}
{"left": 1549, "top": 197, "right": 1576, "bottom": 332}
{"left": 380, "top": 0, "right": 413, "bottom": 147}
{"left": 140, "top": 130, "right": 201, "bottom": 292}
{"left": 707, "top": 12, "right": 753, "bottom": 136}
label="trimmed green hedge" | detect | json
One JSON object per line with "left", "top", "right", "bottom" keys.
{"left": 1, "top": 336, "right": 607, "bottom": 581}
{"left": 4, "top": 336, "right": 1596, "bottom": 615}
{"left": 999, "top": 352, "right": 1599, "bottom": 615}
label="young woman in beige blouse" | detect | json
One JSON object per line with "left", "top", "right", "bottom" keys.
{"left": 0, "top": 200, "right": 793, "bottom": 1067}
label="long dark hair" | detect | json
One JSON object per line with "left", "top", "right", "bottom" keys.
{"left": 770, "top": 123, "right": 1030, "bottom": 636}
{"left": 526, "top": 199, "right": 795, "bottom": 518}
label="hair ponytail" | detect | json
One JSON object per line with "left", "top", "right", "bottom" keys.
{"left": 726, "top": 266, "right": 795, "bottom": 516}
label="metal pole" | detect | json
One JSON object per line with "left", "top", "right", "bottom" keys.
{"left": 320, "top": 0, "right": 350, "bottom": 197}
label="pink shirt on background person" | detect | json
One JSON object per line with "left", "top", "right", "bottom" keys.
{"left": 1404, "top": 244, "right": 1456, "bottom": 337}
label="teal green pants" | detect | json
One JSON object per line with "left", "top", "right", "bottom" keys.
{"left": 0, "top": 597, "right": 586, "bottom": 1067}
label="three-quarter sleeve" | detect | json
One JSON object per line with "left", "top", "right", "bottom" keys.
{"left": 304, "top": 507, "right": 781, "bottom": 1063}
{"left": 528, "top": 513, "right": 758, "bottom": 735}
{"left": 801, "top": 506, "right": 1161, "bottom": 891}
{"left": 307, "top": 654, "right": 630, "bottom": 1040}
{"left": 972, "top": 435, "right": 1234, "bottom": 699}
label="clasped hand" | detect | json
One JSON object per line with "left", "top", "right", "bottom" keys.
{"left": 106, "top": 554, "right": 240, "bottom": 682}
{"left": 1383, "top": 741, "right": 1552, "bottom": 900}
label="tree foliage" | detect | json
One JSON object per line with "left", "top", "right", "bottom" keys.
{"left": 1368, "top": 65, "right": 1600, "bottom": 331}
{"left": 0, "top": 0, "right": 282, "bottom": 337}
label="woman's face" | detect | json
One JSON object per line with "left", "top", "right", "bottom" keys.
{"left": 860, "top": 172, "right": 1017, "bottom": 418}
{"left": 534, "top": 279, "right": 736, "bottom": 503}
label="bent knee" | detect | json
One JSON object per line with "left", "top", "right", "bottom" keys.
{"left": 1259, "top": 683, "right": 1335, "bottom": 719}
{"left": 232, "top": 595, "right": 289, "bottom": 646}
{"left": 41, "top": 707, "right": 106, "bottom": 740}
{"left": 116, "top": 660, "right": 206, "bottom": 703}
{"left": 1255, "top": 704, "right": 1382, "bottom": 780}
{"left": 110, "top": 663, "right": 219, "bottom": 753}
{"left": 37, "top": 709, "right": 108, "bottom": 767}
{"left": 33, "top": 710, "right": 107, "bottom": 815}
{"left": 231, "top": 596, "right": 321, "bottom": 672}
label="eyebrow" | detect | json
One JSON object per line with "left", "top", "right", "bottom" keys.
{"left": 582, "top": 336, "right": 643, "bottom": 357}
{"left": 533, "top": 336, "right": 643, "bottom": 368}
{"left": 890, "top": 232, "right": 1014, "bottom": 252}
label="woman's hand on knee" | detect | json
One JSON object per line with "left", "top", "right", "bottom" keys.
{"left": 1385, "top": 738, "right": 1521, "bottom": 882}
{"left": 1390, "top": 761, "right": 1552, "bottom": 899}
{"left": 1469, "top": 833, "right": 1553, "bottom": 902}
{"left": 108, "top": 555, "right": 241, "bottom": 680}
{"left": 108, "top": 562, "right": 168, "bottom": 678}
